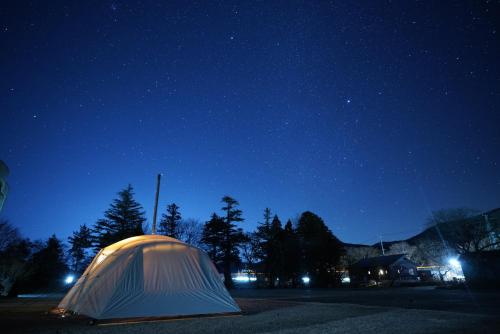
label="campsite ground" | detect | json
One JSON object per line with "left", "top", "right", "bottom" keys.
{"left": 1, "top": 287, "right": 499, "bottom": 334}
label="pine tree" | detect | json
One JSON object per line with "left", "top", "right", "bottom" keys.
{"left": 255, "top": 208, "right": 280, "bottom": 287}
{"left": 68, "top": 224, "right": 93, "bottom": 274}
{"left": 282, "top": 219, "right": 301, "bottom": 286}
{"left": 220, "top": 196, "right": 246, "bottom": 288}
{"left": 92, "top": 185, "right": 146, "bottom": 249}
{"left": 14, "top": 235, "right": 67, "bottom": 293}
{"left": 201, "top": 213, "right": 225, "bottom": 264}
{"left": 158, "top": 203, "right": 181, "bottom": 238}
{"left": 268, "top": 215, "right": 284, "bottom": 286}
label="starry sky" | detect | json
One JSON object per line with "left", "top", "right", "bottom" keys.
{"left": 1, "top": 1, "right": 499, "bottom": 245}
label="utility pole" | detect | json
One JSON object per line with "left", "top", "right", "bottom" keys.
{"left": 380, "top": 236, "right": 385, "bottom": 255}
{"left": 152, "top": 174, "right": 161, "bottom": 234}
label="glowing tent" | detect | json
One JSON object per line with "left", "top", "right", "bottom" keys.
{"left": 58, "top": 235, "right": 240, "bottom": 319}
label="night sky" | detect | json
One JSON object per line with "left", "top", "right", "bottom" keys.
{"left": 1, "top": 1, "right": 499, "bottom": 245}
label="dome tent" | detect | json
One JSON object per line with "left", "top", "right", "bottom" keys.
{"left": 58, "top": 235, "right": 240, "bottom": 319}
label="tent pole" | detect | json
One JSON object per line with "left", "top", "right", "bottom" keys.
{"left": 152, "top": 174, "right": 161, "bottom": 234}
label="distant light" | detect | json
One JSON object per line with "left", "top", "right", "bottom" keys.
{"left": 302, "top": 276, "right": 310, "bottom": 284}
{"left": 342, "top": 277, "right": 351, "bottom": 283}
{"left": 234, "top": 275, "right": 257, "bottom": 282}
{"left": 448, "top": 258, "right": 461, "bottom": 269}
{"left": 64, "top": 275, "right": 75, "bottom": 284}
{"left": 346, "top": 99, "right": 351, "bottom": 104}
{"left": 234, "top": 275, "right": 249, "bottom": 282}
{"left": 379, "top": 269, "right": 384, "bottom": 275}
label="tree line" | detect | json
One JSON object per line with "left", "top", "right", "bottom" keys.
{"left": 1, "top": 185, "right": 497, "bottom": 295}
{"left": 0, "top": 184, "right": 344, "bottom": 294}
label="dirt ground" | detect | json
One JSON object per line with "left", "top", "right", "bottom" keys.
{"left": 1, "top": 287, "right": 499, "bottom": 334}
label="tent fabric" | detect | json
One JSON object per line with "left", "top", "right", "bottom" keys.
{"left": 58, "top": 235, "right": 240, "bottom": 319}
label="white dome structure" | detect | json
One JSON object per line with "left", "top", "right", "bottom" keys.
{"left": 59, "top": 235, "right": 240, "bottom": 319}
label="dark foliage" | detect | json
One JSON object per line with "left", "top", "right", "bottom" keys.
{"left": 0, "top": 220, "right": 31, "bottom": 296}
{"left": 92, "top": 184, "right": 146, "bottom": 250}
{"left": 158, "top": 203, "right": 181, "bottom": 239}
{"left": 10, "top": 235, "right": 67, "bottom": 295}
{"left": 219, "top": 196, "right": 247, "bottom": 288}
{"left": 68, "top": 224, "right": 93, "bottom": 274}
{"left": 296, "top": 211, "right": 345, "bottom": 287}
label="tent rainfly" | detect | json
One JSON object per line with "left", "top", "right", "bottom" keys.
{"left": 58, "top": 235, "right": 240, "bottom": 319}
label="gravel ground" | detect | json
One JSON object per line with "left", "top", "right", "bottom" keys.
{"left": 1, "top": 289, "right": 499, "bottom": 334}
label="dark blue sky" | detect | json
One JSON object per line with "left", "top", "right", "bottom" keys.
{"left": 1, "top": 1, "right": 499, "bottom": 245}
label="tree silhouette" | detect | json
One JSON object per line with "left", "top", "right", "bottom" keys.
{"left": 68, "top": 224, "right": 93, "bottom": 274}
{"left": 296, "top": 211, "right": 344, "bottom": 287}
{"left": 92, "top": 185, "right": 146, "bottom": 249}
{"left": 158, "top": 203, "right": 181, "bottom": 238}
{"left": 220, "top": 196, "right": 246, "bottom": 288}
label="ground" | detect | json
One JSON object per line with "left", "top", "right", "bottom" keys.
{"left": 1, "top": 287, "right": 499, "bottom": 333}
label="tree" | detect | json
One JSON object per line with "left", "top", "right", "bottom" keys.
{"left": 177, "top": 218, "right": 203, "bottom": 247}
{"left": 413, "top": 239, "right": 454, "bottom": 282}
{"left": 68, "top": 224, "right": 93, "bottom": 274}
{"left": 425, "top": 208, "right": 479, "bottom": 228}
{"left": 0, "top": 220, "right": 31, "bottom": 296}
{"left": 241, "top": 232, "right": 261, "bottom": 274}
{"left": 201, "top": 213, "right": 225, "bottom": 264}
{"left": 158, "top": 203, "right": 181, "bottom": 238}
{"left": 343, "top": 246, "right": 380, "bottom": 267}
{"left": 92, "top": 185, "right": 146, "bottom": 249}
{"left": 0, "top": 219, "right": 20, "bottom": 251}
{"left": 11, "top": 235, "right": 68, "bottom": 294}
{"left": 268, "top": 215, "right": 285, "bottom": 286}
{"left": 426, "top": 208, "right": 499, "bottom": 254}
{"left": 255, "top": 208, "right": 275, "bottom": 286}
{"left": 386, "top": 241, "right": 417, "bottom": 261}
{"left": 296, "top": 211, "right": 344, "bottom": 287}
{"left": 220, "top": 196, "right": 247, "bottom": 288}
{"left": 282, "top": 219, "right": 301, "bottom": 286}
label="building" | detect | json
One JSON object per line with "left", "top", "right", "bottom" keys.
{"left": 349, "top": 254, "right": 419, "bottom": 286}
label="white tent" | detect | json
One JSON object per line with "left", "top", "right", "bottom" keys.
{"left": 58, "top": 235, "right": 240, "bottom": 319}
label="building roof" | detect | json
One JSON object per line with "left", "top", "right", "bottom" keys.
{"left": 351, "top": 254, "right": 406, "bottom": 268}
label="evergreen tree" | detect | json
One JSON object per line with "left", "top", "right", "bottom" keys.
{"left": 201, "top": 213, "right": 225, "bottom": 264}
{"left": 92, "top": 185, "right": 146, "bottom": 249}
{"left": 220, "top": 196, "right": 246, "bottom": 288}
{"left": 282, "top": 219, "right": 301, "bottom": 286}
{"left": 255, "top": 209, "right": 284, "bottom": 287}
{"left": 68, "top": 224, "right": 93, "bottom": 274}
{"left": 296, "top": 211, "right": 344, "bottom": 287}
{"left": 268, "top": 215, "right": 285, "bottom": 286}
{"left": 13, "top": 235, "right": 67, "bottom": 294}
{"left": 158, "top": 203, "right": 181, "bottom": 238}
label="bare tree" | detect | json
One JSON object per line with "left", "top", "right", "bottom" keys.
{"left": 425, "top": 208, "right": 479, "bottom": 228}
{"left": 0, "top": 220, "right": 30, "bottom": 296}
{"left": 425, "top": 208, "right": 499, "bottom": 254}
{"left": 0, "top": 220, "right": 21, "bottom": 251}
{"left": 386, "top": 241, "right": 417, "bottom": 261}
{"left": 343, "top": 246, "right": 380, "bottom": 266}
{"left": 241, "top": 232, "right": 261, "bottom": 272}
{"left": 177, "top": 218, "right": 203, "bottom": 247}
{"left": 413, "top": 239, "right": 454, "bottom": 282}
